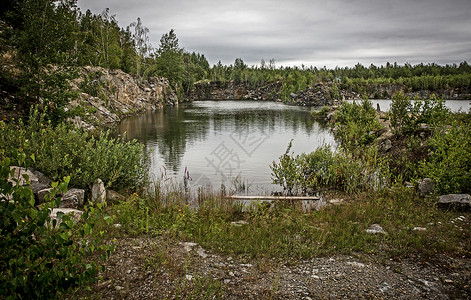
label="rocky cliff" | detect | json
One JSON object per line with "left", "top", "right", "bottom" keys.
{"left": 185, "top": 80, "right": 470, "bottom": 106}
{"left": 68, "top": 66, "right": 177, "bottom": 129}
{"left": 185, "top": 80, "right": 348, "bottom": 106}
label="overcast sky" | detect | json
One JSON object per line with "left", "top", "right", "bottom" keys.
{"left": 77, "top": 0, "right": 471, "bottom": 68}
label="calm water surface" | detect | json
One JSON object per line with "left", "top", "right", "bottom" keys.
{"left": 116, "top": 101, "right": 335, "bottom": 194}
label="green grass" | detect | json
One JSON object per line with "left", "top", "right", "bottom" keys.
{"left": 111, "top": 184, "right": 470, "bottom": 261}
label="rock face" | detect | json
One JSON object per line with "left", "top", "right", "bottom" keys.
{"left": 68, "top": 66, "right": 178, "bottom": 128}
{"left": 438, "top": 194, "right": 471, "bottom": 210}
{"left": 186, "top": 81, "right": 358, "bottom": 106}
{"left": 185, "top": 80, "right": 471, "bottom": 106}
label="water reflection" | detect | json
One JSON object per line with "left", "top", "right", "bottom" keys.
{"left": 116, "top": 101, "right": 335, "bottom": 193}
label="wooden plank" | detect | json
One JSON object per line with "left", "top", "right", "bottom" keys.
{"left": 226, "top": 195, "right": 320, "bottom": 201}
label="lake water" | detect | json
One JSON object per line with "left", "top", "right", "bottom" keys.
{"left": 116, "top": 101, "right": 336, "bottom": 195}
{"left": 116, "top": 99, "right": 469, "bottom": 195}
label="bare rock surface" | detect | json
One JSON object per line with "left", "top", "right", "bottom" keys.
{"left": 68, "top": 66, "right": 178, "bottom": 128}
{"left": 438, "top": 194, "right": 471, "bottom": 210}
{"left": 60, "top": 188, "right": 85, "bottom": 209}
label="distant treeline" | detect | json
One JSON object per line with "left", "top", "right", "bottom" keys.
{"left": 1, "top": 0, "right": 470, "bottom": 118}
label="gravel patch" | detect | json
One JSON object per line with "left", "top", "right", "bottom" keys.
{"left": 70, "top": 236, "right": 471, "bottom": 299}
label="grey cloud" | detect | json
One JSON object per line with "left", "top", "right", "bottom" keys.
{"left": 77, "top": 0, "right": 471, "bottom": 68}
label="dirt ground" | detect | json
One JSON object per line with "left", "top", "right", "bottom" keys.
{"left": 71, "top": 235, "right": 471, "bottom": 299}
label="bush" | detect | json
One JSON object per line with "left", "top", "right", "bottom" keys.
{"left": 390, "top": 92, "right": 449, "bottom": 135}
{"left": 271, "top": 143, "right": 389, "bottom": 195}
{"left": 0, "top": 155, "right": 113, "bottom": 299}
{"left": 334, "top": 99, "right": 383, "bottom": 149}
{"left": 270, "top": 140, "right": 299, "bottom": 195}
{"left": 310, "top": 106, "right": 330, "bottom": 119}
{"left": 0, "top": 108, "right": 148, "bottom": 191}
{"left": 419, "top": 121, "right": 471, "bottom": 194}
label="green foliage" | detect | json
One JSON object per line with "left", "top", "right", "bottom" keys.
{"left": 271, "top": 143, "right": 388, "bottom": 195}
{"left": 329, "top": 83, "right": 341, "bottom": 100}
{"left": 79, "top": 70, "right": 105, "bottom": 98}
{"left": 154, "top": 29, "right": 185, "bottom": 90}
{"left": 270, "top": 141, "right": 299, "bottom": 195}
{"left": 334, "top": 99, "right": 383, "bottom": 149}
{"left": 419, "top": 121, "right": 471, "bottom": 194}
{"left": 0, "top": 108, "right": 148, "bottom": 191}
{"left": 3, "top": 0, "right": 81, "bottom": 123}
{"left": 310, "top": 106, "right": 331, "bottom": 119}
{"left": 0, "top": 155, "right": 113, "bottom": 299}
{"left": 390, "top": 92, "right": 450, "bottom": 135}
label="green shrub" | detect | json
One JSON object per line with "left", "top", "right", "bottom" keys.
{"left": 0, "top": 155, "right": 113, "bottom": 299}
{"left": 271, "top": 143, "right": 388, "bottom": 195}
{"left": 334, "top": 99, "right": 383, "bottom": 149}
{"left": 419, "top": 121, "right": 471, "bottom": 194}
{"left": 0, "top": 108, "right": 148, "bottom": 191}
{"left": 270, "top": 140, "right": 300, "bottom": 195}
{"left": 310, "top": 106, "right": 330, "bottom": 119}
{"left": 390, "top": 92, "right": 449, "bottom": 135}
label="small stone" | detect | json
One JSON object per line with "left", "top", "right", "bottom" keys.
{"left": 346, "top": 261, "right": 366, "bottom": 268}
{"left": 182, "top": 242, "right": 197, "bottom": 252}
{"left": 328, "top": 199, "right": 344, "bottom": 205}
{"left": 29, "top": 182, "right": 49, "bottom": 194}
{"left": 413, "top": 227, "right": 427, "bottom": 231}
{"left": 378, "top": 282, "right": 391, "bottom": 292}
{"left": 230, "top": 220, "right": 249, "bottom": 226}
{"left": 185, "top": 274, "right": 193, "bottom": 281}
{"left": 229, "top": 271, "right": 235, "bottom": 277}
{"left": 197, "top": 247, "right": 208, "bottom": 258}
{"left": 115, "top": 285, "right": 124, "bottom": 291}
{"left": 444, "top": 279, "right": 453, "bottom": 284}
{"left": 366, "top": 224, "right": 388, "bottom": 235}
{"left": 381, "top": 138, "right": 392, "bottom": 152}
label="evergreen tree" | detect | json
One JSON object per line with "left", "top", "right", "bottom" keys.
{"left": 155, "top": 29, "right": 184, "bottom": 90}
